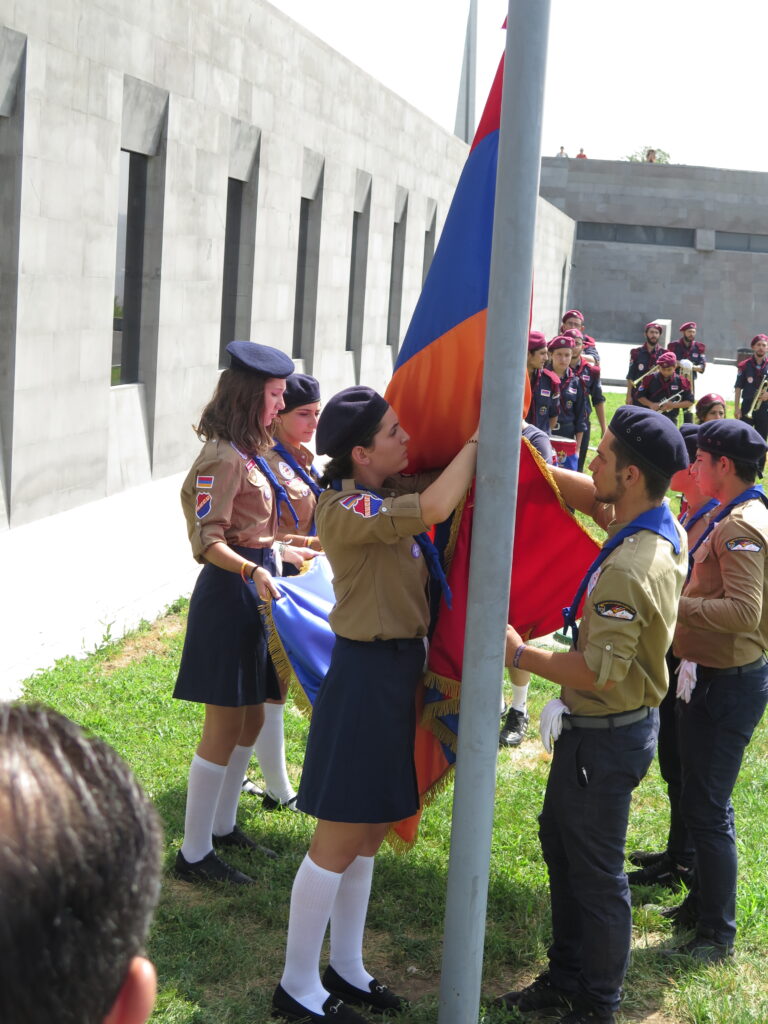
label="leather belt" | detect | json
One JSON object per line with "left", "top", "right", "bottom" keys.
{"left": 561, "top": 705, "right": 650, "bottom": 731}
{"left": 697, "top": 654, "right": 767, "bottom": 683}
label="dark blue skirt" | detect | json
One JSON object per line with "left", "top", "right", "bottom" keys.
{"left": 173, "top": 546, "right": 280, "bottom": 707}
{"left": 296, "top": 636, "right": 425, "bottom": 823}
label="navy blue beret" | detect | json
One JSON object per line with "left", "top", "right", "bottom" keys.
{"left": 315, "top": 386, "right": 389, "bottom": 457}
{"left": 282, "top": 373, "right": 321, "bottom": 412}
{"left": 698, "top": 419, "right": 767, "bottom": 473}
{"left": 609, "top": 405, "right": 689, "bottom": 477}
{"left": 226, "top": 340, "right": 294, "bottom": 378}
{"left": 679, "top": 423, "right": 701, "bottom": 463}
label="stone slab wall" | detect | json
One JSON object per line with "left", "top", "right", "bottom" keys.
{"left": 540, "top": 157, "right": 768, "bottom": 352}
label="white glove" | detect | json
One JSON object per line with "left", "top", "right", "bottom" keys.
{"left": 676, "top": 659, "right": 698, "bottom": 703}
{"left": 680, "top": 358, "right": 694, "bottom": 374}
{"left": 539, "top": 698, "right": 570, "bottom": 753}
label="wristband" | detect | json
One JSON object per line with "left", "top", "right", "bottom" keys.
{"left": 240, "top": 561, "right": 255, "bottom": 584}
{"left": 512, "top": 643, "right": 527, "bottom": 669}
{"left": 248, "top": 564, "right": 259, "bottom": 581}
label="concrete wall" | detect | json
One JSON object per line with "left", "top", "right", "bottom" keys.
{"left": 540, "top": 157, "right": 768, "bottom": 352}
{"left": 0, "top": 0, "right": 473, "bottom": 528}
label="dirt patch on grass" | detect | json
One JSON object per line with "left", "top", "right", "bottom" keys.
{"left": 102, "top": 614, "right": 185, "bottom": 672}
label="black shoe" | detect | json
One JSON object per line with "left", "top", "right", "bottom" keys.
{"left": 213, "top": 825, "right": 278, "bottom": 859}
{"left": 263, "top": 792, "right": 300, "bottom": 812}
{"left": 499, "top": 707, "right": 530, "bottom": 748}
{"left": 627, "top": 853, "right": 693, "bottom": 890}
{"left": 628, "top": 848, "right": 666, "bottom": 868}
{"left": 658, "top": 895, "right": 699, "bottom": 929}
{"left": 242, "top": 777, "right": 264, "bottom": 797}
{"left": 271, "top": 984, "right": 370, "bottom": 1022}
{"left": 557, "top": 1010, "right": 615, "bottom": 1024}
{"left": 661, "top": 933, "right": 734, "bottom": 964}
{"left": 173, "top": 849, "right": 255, "bottom": 885}
{"left": 493, "top": 972, "right": 575, "bottom": 1013}
{"left": 322, "top": 965, "right": 406, "bottom": 1014}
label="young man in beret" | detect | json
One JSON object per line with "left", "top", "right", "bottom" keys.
{"left": 567, "top": 330, "right": 606, "bottom": 472}
{"left": 663, "top": 420, "right": 768, "bottom": 962}
{"left": 635, "top": 350, "right": 694, "bottom": 424}
{"left": 547, "top": 335, "right": 588, "bottom": 468}
{"left": 526, "top": 331, "right": 561, "bottom": 435}
{"left": 734, "top": 333, "right": 768, "bottom": 439}
{"left": 668, "top": 322, "right": 706, "bottom": 424}
{"left": 495, "top": 407, "right": 689, "bottom": 1024}
{"left": 561, "top": 309, "right": 599, "bottom": 365}
{"left": 625, "top": 322, "right": 664, "bottom": 405}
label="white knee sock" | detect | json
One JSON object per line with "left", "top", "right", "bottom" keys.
{"left": 180, "top": 754, "right": 226, "bottom": 863}
{"left": 511, "top": 683, "right": 529, "bottom": 713}
{"left": 281, "top": 854, "right": 343, "bottom": 1012}
{"left": 329, "top": 855, "right": 375, "bottom": 990}
{"left": 255, "top": 703, "right": 296, "bottom": 803}
{"left": 212, "top": 743, "right": 255, "bottom": 837}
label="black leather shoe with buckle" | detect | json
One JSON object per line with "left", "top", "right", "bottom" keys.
{"left": 322, "top": 966, "right": 406, "bottom": 1014}
{"left": 271, "top": 984, "right": 370, "bottom": 1022}
{"left": 263, "top": 792, "right": 300, "bottom": 812}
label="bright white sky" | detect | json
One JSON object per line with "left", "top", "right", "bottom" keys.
{"left": 268, "top": 0, "right": 766, "bottom": 172}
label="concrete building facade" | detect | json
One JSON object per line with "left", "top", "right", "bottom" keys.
{"left": 540, "top": 156, "right": 768, "bottom": 355}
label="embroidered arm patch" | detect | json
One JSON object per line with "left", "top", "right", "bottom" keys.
{"left": 339, "top": 492, "right": 383, "bottom": 518}
{"left": 196, "top": 493, "right": 212, "bottom": 519}
{"left": 195, "top": 475, "right": 214, "bottom": 489}
{"left": 725, "top": 537, "right": 763, "bottom": 552}
{"left": 595, "top": 600, "right": 637, "bottom": 621}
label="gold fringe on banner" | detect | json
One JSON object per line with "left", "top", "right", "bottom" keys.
{"left": 386, "top": 765, "right": 456, "bottom": 853}
{"left": 260, "top": 599, "right": 314, "bottom": 719}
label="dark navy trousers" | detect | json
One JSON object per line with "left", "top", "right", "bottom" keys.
{"left": 539, "top": 711, "right": 658, "bottom": 1018}
{"left": 656, "top": 652, "right": 694, "bottom": 866}
{"left": 678, "top": 662, "right": 768, "bottom": 945}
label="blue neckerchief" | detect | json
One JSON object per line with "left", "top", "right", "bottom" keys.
{"left": 273, "top": 441, "right": 322, "bottom": 498}
{"left": 331, "top": 479, "right": 453, "bottom": 609}
{"left": 680, "top": 497, "right": 719, "bottom": 532}
{"left": 562, "top": 503, "right": 681, "bottom": 647}
{"left": 687, "top": 485, "right": 766, "bottom": 581}
{"left": 230, "top": 442, "right": 300, "bottom": 528}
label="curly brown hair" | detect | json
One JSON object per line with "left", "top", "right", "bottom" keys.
{"left": 195, "top": 368, "right": 273, "bottom": 453}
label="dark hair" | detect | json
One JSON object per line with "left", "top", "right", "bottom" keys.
{"left": 610, "top": 435, "right": 671, "bottom": 501}
{"left": 0, "top": 703, "right": 163, "bottom": 1024}
{"left": 702, "top": 449, "right": 761, "bottom": 484}
{"left": 196, "top": 367, "right": 273, "bottom": 453}
{"left": 318, "top": 419, "right": 382, "bottom": 486}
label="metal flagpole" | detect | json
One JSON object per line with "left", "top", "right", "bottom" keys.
{"left": 437, "top": 2, "right": 552, "bottom": 1021}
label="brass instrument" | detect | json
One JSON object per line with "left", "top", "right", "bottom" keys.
{"left": 744, "top": 373, "right": 768, "bottom": 423}
{"left": 631, "top": 365, "right": 660, "bottom": 389}
{"left": 657, "top": 392, "right": 684, "bottom": 410}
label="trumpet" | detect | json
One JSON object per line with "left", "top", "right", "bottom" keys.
{"left": 631, "top": 365, "right": 660, "bottom": 388}
{"left": 657, "top": 392, "right": 684, "bottom": 410}
{"left": 744, "top": 374, "right": 768, "bottom": 423}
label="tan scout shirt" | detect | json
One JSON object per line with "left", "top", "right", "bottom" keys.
{"left": 674, "top": 497, "right": 768, "bottom": 668}
{"left": 264, "top": 442, "right": 318, "bottom": 541}
{"left": 181, "top": 440, "right": 278, "bottom": 563}
{"left": 564, "top": 517, "right": 688, "bottom": 715}
{"left": 316, "top": 475, "right": 435, "bottom": 642}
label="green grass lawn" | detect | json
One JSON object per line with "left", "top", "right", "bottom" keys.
{"left": 20, "top": 594, "right": 768, "bottom": 1023}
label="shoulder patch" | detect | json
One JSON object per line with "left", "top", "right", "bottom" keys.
{"left": 339, "top": 492, "right": 383, "bottom": 518}
{"left": 195, "top": 474, "right": 214, "bottom": 489}
{"left": 195, "top": 493, "right": 212, "bottom": 519}
{"left": 725, "top": 536, "right": 763, "bottom": 552}
{"left": 594, "top": 600, "right": 636, "bottom": 621}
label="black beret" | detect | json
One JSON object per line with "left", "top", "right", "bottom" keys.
{"left": 226, "top": 340, "right": 294, "bottom": 378}
{"left": 608, "top": 405, "right": 689, "bottom": 478}
{"left": 315, "top": 386, "right": 389, "bottom": 457}
{"left": 679, "top": 423, "right": 701, "bottom": 463}
{"left": 698, "top": 419, "right": 767, "bottom": 474}
{"left": 282, "top": 373, "right": 321, "bottom": 412}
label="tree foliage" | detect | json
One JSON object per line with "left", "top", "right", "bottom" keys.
{"left": 627, "top": 145, "right": 670, "bottom": 164}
